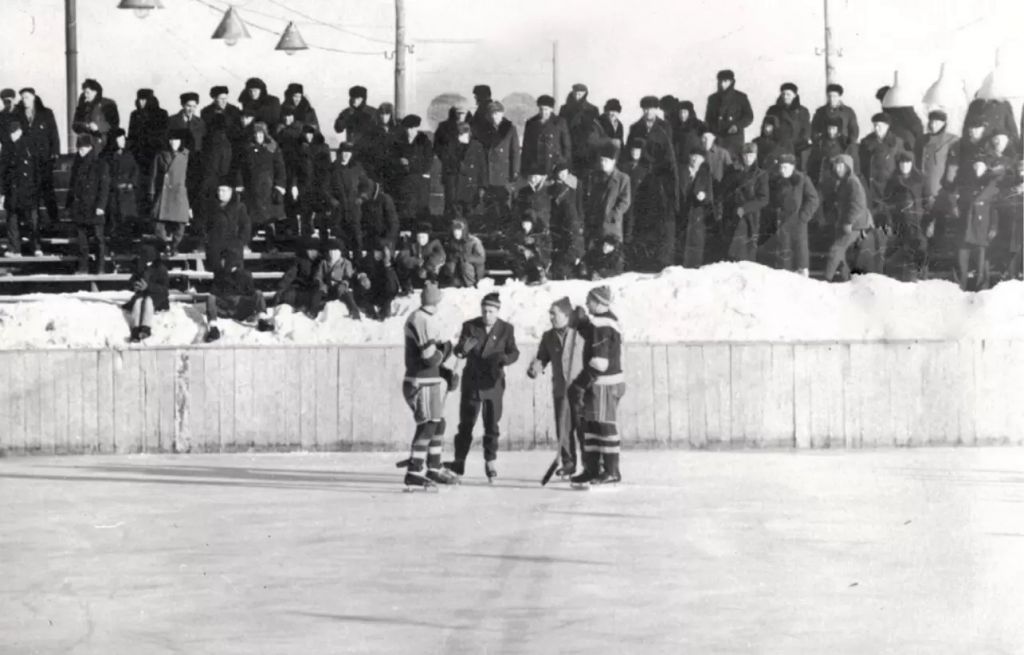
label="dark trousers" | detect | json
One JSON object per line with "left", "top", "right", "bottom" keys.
{"left": 454, "top": 389, "right": 504, "bottom": 462}
{"left": 38, "top": 157, "right": 59, "bottom": 222}
{"left": 824, "top": 228, "right": 861, "bottom": 281}
{"left": 6, "top": 208, "right": 40, "bottom": 254}
{"left": 75, "top": 223, "right": 107, "bottom": 273}
{"left": 155, "top": 221, "right": 186, "bottom": 252}
{"left": 553, "top": 394, "right": 580, "bottom": 468}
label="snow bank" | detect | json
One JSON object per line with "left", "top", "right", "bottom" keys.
{"left": 1, "top": 262, "right": 1023, "bottom": 350}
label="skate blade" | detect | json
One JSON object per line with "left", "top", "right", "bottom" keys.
{"left": 570, "top": 482, "right": 591, "bottom": 491}
{"left": 403, "top": 485, "right": 438, "bottom": 493}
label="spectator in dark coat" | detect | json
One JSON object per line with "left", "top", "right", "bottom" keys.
{"left": 205, "top": 248, "right": 273, "bottom": 342}
{"left": 311, "top": 238, "right": 361, "bottom": 318}
{"left": 281, "top": 83, "right": 319, "bottom": 130}
{"left": 200, "top": 85, "right": 242, "bottom": 140}
{"left": 103, "top": 128, "right": 139, "bottom": 241}
{"left": 522, "top": 95, "right": 572, "bottom": 176}
{"left": 198, "top": 114, "right": 234, "bottom": 241}
{"left": 327, "top": 143, "right": 370, "bottom": 248}
{"left": 514, "top": 169, "right": 553, "bottom": 230}
{"left": 596, "top": 99, "right": 625, "bottom": 147}
{"left": 389, "top": 115, "right": 434, "bottom": 229}
{"left": 72, "top": 78, "right": 119, "bottom": 151}
{"left": 619, "top": 138, "right": 650, "bottom": 252}
{"left": 763, "top": 153, "right": 819, "bottom": 275}
{"left": 238, "top": 77, "right": 281, "bottom": 127}
{"left": 235, "top": 122, "right": 287, "bottom": 241}
{"left": 963, "top": 98, "right": 1020, "bottom": 150}
{"left": 811, "top": 83, "right": 859, "bottom": 145}
{"left": 276, "top": 108, "right": 306, "bottom": 222}
{"left": 720, "top": 143, "right": 770, "bottom": 262}
{"left": 437, "top": 122, "right": 486, "bottom": 219}
{"left": 356, "top": 179, "right": 399, "bottom": 253}
{"left": 957, "top": 120, "right": 989, "bottom": 181}
{"left": 885, "top": 106, "right": 924, "bottom": 156}
{"left": 883, "top": 152, "right": 930, "bottom": 281}
{"left": 548, "top": 163, "right": 585, "bottom": 278}
{"left": 397, "top": 223, "right": 446, "bottom": 293}
{"left": 354, "top": 239, "right": 400, "bottom": 320}
{"left": 127, "top": 89, "right": 169, "bottom": 217}
{"left": 150, "top": 130, "right": 192, "bottom": 255}
{"left": 0, "top": 122, "right": 42, "bottom": 256}
{"left": 753, "top": 115, "right": 784, "bottom": 171}
{"left": 629, "top": 96, "right": 678, "bottom": 217}
{"left": 579, "top": 233, "right": 625, "bottom": 280}
{"left": 917, "top": 110, "right": 960, "bottom": 235}
{"left": 13, "top": 89, "right": 60, "bottom": 224}
{"left": 509, "top": 209, "right": 552, "bottom": 284}
{"left": 559, "top": 83, "right": 600, "bottom": 173}
{"left": 205, "top": 183, "right": 251, "bottom": 270}
{"left": 823, "top": 153, "right": 872, "bottom": 281}
{"left": 434, "top": 103, "right": 473, "bottom": 196}
{"left": 275, "top": 237, "right": 322, "bottom": 314}
{"left": 583, "top": 141, "right": 632, "bottom": 245}
{"left": 469, "top": 84, "right": 494, "bottom": 137}
{"left": 478, "top": 101, "right": 521, "bottom": 192}
{"left": 333, "top": 85, "right": 377, "bottom": 146}
{"left": 807, "top": 117, "right": 857, "bottom": 191}
{"left": 859, "top": 113, "right": 910, "bottom": 216}
{"left": 168, "top": 92, "right": 206, "bottom": 153}
{"left": 956, "top": 157, "right": 1001, "bottom": 290}
{"left": 357, "top": 102, "right": 398, "bottom": 183}
{"left": 291, "top": 127, "right": 333, "bottom": 236}
{"left": 669, "top": 100, "right": 705, "bottom": 167}
{"left": 705, "top": 69, "right": 754, "bottom": 157}
{"left": 67, "top": 135, "right": 111, "bottom": 273}
{"left": 678, "top": 150, "right": 716, "bottom": 267}
{"left": 124, "top": 243, "right": 170, "bottom": 343}
{"left": 441, "top": 218, "right": 486, "bottom": 288}
{"left": 0, "top": 88, "right": 16, "bottom": 149}
{"left": 764, "top": 82, "right": 812, "bottom": 168}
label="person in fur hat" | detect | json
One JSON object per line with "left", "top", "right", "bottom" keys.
{"left": 811, "top": 83, "right": 859, "bottom": 146}
{"left": 167, "top": 92, "right": 206, "bottom": 153}
{"left": 281, "top": 83, "right": 319, "bottom": 130}
{"left": 719, "top": 142, "right": 770, "bottom": 262}
{"left": 388, "top": 114, "right": 434, "bottom": 229}
{"left": 149, "top": 129, "right": 191, "bottom": 256}
{"left": 201, "top": 85, "right": 242, "bottom": 140}
{"left": 356, "top": 178, "right": 399, "bottom": 254}
{"left": 559, "top": 83, "right": 600, "bottom": 173}
{"left": 753, "top": 115, "right": 784, "bottom": 171}
{"left": 628, "top": 96, "right": 678, "bottom": 217}
{"left": 102, "top": 127, "right": 139, "bottom": 244}
{"left": 396, "top": 222, "right": 446, "bottom": 293}
{"left": 678, "top": 149, "right": 716, "bottom": 267}
{"left": 764, "top": 82, "right": 811, "bottom": 169}
{"left": 72, "top": 78, "right": 119, "bottom": 151}
{"left": 68, "top": 134, "right": 111, "bottom": 273}
{"left": 235, "top": 121, "right": 287, "bottom": 246}
{"left": 955, "top": 157, "right": 1001, "bottom": 290}
{"left": 883, "top": 151, "right": 930, "bottom": 281}
{"left": 311, "top": 237, "right": 361, "bottom": 318}
{"left": 669, "top": 100, "right": 705, "bottom": 167}
{"left": 333, "top": 85, "right": 377, "bottom": 146}
{"left": 582, "top": 139, "right": 631, "bottom": 246}
{"left": 704, "top": 69, "right": 754, "bottom": 157}
{"left": 0, "top": 121, "right": 43, "bottom": 256}
{"left": 763, "top": 153, "right": 819, "bottom": 275}
{"left": 596, "top": 99, "right": 624, "bottom": 146}
{"left": 441, "top": 218, "right": 486, "bottom": 288}
{"left": 437, "top": 122, "right": 486, "bottom": 220}
{"left": 548, "top": 162, "right": 585, "bottom": 278}
{"left": 916, "top": 110, "right": 960, "bottom": 243}
{"left": 124, "top": 243, "right": 169, "bottom": 343}
{"left": 354, "top": 238, "right": 400, "bottom": 320}
{"left": 823, "top": 153, "right": 872, "bottom": 282}
{"left": 527, "top": 296, "right": 586, "bottom": 478}
{"left": 274, "top": 236, "right": 322, "bottom": 316}
{"left": 508, "top": 208, "right": 552, "bottom": 284}
{"left": 327, "top": 142, "right": 370, "bottom": 247}
{"left": 859, "top": 112, "right": 911, "bottom": 217}
{"left": 477, "top": 101, "right": 521, "bottom": 217}
{"left": 14, "top": 88, "right": 62, "bottom": 224}
{"left": 514, "top": 165, "right": 553, "bottom": 229}
{"left": 580, "top": 233, "right": 625, "bottom": 279}
{"left": 238, "top": 77, "right": 281, "bottom": 128}
{"left": 523, "top": 94, "right": 572, "bottom": 176}
{"left": 204, "top": 181, "right": 251, "bottom": 271}
{"left": 620, "top": 136, "right": 651, "bottom": 258}
{"left": 126, "top": 89, "right": 168, "bottom": 217}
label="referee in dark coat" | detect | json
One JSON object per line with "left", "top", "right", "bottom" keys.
{"left": 447, "top": 292, "right": 519, "bottom": 482}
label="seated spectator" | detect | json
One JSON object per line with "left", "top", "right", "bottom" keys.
{"left": 956, "top": 157, "right": 1000, "bottom": 290}
{"left": 396, "top": 223, "right": 446, "bottom": 293}
{"left": 441, "top": 218, "right": 486, "bottom": 288}
{"left": 312, "top": 238, "right": 361, "bottom": 319}
{"left": 884, "top": 152, "right": 930, "bottom": 281}
{"left": 354, "top": 239, "right": 400, "bottom": 320}
{"left": 150, "top": 129, "right": 191, "bottom": 256}
{"left": 68, "top": 134, "right": 111, "bottom": 273}
{"left": 205, "top": 248, "right": 273, "bottom": 342}
{"left": 515, "top": 167, "right": 553, "bottom": 228}
{"left": 274, "top": 236, "right": 322, "bottom": 316}
{"left": 548, "top": 162, "right": 585, "bottom": 278}
{"left": 579, "top": 233, "right": 625, "bottom": 280}
{"left": 124, "top": 243, "right": 169, "bottom": 343}
{"left": 205, "top": 182, "right": 251, "bottom": 271}
{"left": 356, "top": 179, "right": 399, "bottom": 255}
{"left": 509, "top": 209, "right": 551, "bottom": 285}
{"left": 0, "top": 122, "right": 42, "bottom": 256}
{"left": 103, "top": 128, "right": 139, "bottom": 245}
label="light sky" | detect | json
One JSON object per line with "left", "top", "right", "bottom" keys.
{"left": 2, "top": 0, "right": 1021, "bottom": 148}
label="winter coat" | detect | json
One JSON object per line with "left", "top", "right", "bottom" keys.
{"left": 963, "top": 99, "right": 1020, "bottom": 147}
{"left": 211, "top": 265, "right": 258, "bottom": 300}
{"left": 807, "top": 136, "right": 857, "bottom": 188}
{"left": 811, "top": 103, "right": 859, "bottom": 144}
{"left": 276, "top": 121, "right": 306, "bottom": 180}
{"left": 549, "top": 177, "right": 585, "bottom": 264}
{"left": 14, "top": 100, "right": 60, "bottom": 160}
{"left": 357, "top": 121, "right": 398, "bottom": 182}
{"left": 443, "top": 233, "right": 486, "bottom": 287}
{"left": 885, "top": 107, "right": 923, "bottom": 156}
{"left": 388, "top": 132, "right": 434, "bottom": 221}
{"left": 315, "top": 256, "right": 357, "bottom": 294}
{"left": 434, "top": 112, "right": 473, "bottom": 174}
{"left": 859, "top": 132, "right": 909, "bottom": 204}
{"left": 765, "top": 96, "right": 812, "bottom": 156}
{"left": 127, "top": 98, "right": 169, "bottom": 173}
{"left": 957, "top": 171, "right": 1000, "bottom": 247}
{"left": 206, "top": 197, "right": 251, "bottom": 262}
{"left": 704, "top": 87, "right": 754, "bottom": 151}
{"left": 67, "top": 149, "right": 111, "bottom": 226}
{"left": 150, "top": 149, "right": 190, "bottom": 223}
{"left": 456, "top": 317, "right": 520, "bottom": 395}
{"left": 522, "top": 114, "right": 572, "bottom": 175}
{"left": 238, "top": 80, "right": 282, "bottom": 127}
{"left": 671, "top": 117, "right": 705, "bottom": 166}
{"left": 397, "top": 238, "right": 446, "bottom": 277}
{"left": 200, "top": 102, "right": 242, "bottom": 140}
{"left": 534, "top": 326, "right": 585, "bottom": 399}
{"left": 277, "top": 254, "right": 320, "bottom": 294}
{"left": 0, "top": 110, "right": 16, "bottom": 150}
{"left": 477, "top": 119, "right": 521, "bottom": 186}
{"left": 515, "top": 182, "right": 553, "bottom": 229}
{"left": 0, "top": 138, "right": 41, "bottom": 212}
{"left": 236, "top": 139, "right": 286, "bottom": 224}
{"left": 620, "top": 159, "right": 665, "bottom": 249}
{"left": 559, "top": 93, "right": 601, "bottom": 170}
{"left": 281, "top": 96, "right": 319, "bottom": 131}
{"left": 596, "top": 114, "right": 625, "bottom": 147}
{"left": 295, "top": 136, "right": 333, "bottom": 214}
{"left": 334, "top": 102, "right": 378, "bottom": 145}
{"left": 720, "top": 161, "right": 769, "bottom": 224}
{"left": 359, "top": 185, "right": 400, "bottom": 252}
{"left": 885, "top": 169, "right": 927, "bottom": 227}
{"left": 753, "top": 116, "right": 784, "bottom": 171}
{"left": 583, "top": 168, "right": 631, "bottom": 241}
{"left": 831, "top": 164, "right": 872, "bottom": 231}
{"left": 104, "top": 148, "right": 139, "bottom": 219}
{"left": 628, "top": 118, "right": 678, "bottom": 181}
{"left": 580, "top": 243, "right": 625, "bottom": 280}
{"left": 199, "top": 130, "right": 233, "bottom": 203}
{"left": 916, "top": 131, "right": 959, "bottom": 199}
{"left": 508, "top": 224, "right": 553, "bottom": 278}
{"left": 72, "top": 95, "right": 120, "bottom": 149}
{"left": 328, "top": 159, "right": 370, "bottom": 248}
{"left": 620, "top": 159, "right": 651, "bottom": 245}
{"left": 447, "top": 140, "right": 487, "bottom": 206}
{"left": 128, "top": 258, "right": 170, "bottom": 312}
{"left": 167, "top": 111, "right": 207, "bottom": 153}
{"left": 678, "top": 162, "right": 715, "bottom": 220}
{"left": 767, "top": 170, "right": 820, "bottom": 227}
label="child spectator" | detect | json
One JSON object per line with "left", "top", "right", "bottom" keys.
{"left": 441, "top": 218, "right": 486, "bottom": 288}
{"left": 396, "top": 223, "right": 446, "bottom": 293}
{"left": 354, "top": 239, "right": 400, "bottom": 320}
{"left": 579, "top": 233, "right": 625, "bottom": 280}
{"left": 274, "top": 236, "right": 322, "bottom": 316}
{"left": 312, "top": 238, "right": 361, "bottom": 319}
{"left": 124, "top": 243, "right": 169, "bottom": 343}
{"left": 205, "top": 248, "right": 273, "bottom": 342}
{"left": 150, "top": 128, "right": 191, "bottom": 256}
{"left": 68, "top": 134, "right": 111, "bottom": 273}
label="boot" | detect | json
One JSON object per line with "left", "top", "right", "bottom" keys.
{"left": 128, "top": 327, "right": 141, "bottom": 343}
{"left": 138, "top": 326, "right": 152, "bottom": 341}
{"left": 426, "top": 468, "right": 461, "bottom": 485}
{"left": 570, "top": 452, "right": 601, "bottom": 486}
{"left": 484, "top": 460, "right": 497, "bottom": 483}
{"left": 442, "top": 459, "right": 465, "bottom": 476}
{"left": 403, "top": 471, "right": 436, "bottom": 491}
{"left": 204, "top": 326, "right": 221, "bottom": 343}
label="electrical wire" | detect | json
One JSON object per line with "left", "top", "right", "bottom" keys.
{"left": 264, "top": 0, "right": 393, "bottom": 45}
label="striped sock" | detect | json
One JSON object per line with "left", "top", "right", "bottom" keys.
{"left": 407, "top": 423, "right": 433, "bottom": 472}
{"left": 427, "top": 419, "right": 445, "bottom": 470}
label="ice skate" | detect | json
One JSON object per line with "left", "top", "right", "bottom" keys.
{"left": 485, "top": 460, "right": 497, "bottom": 484}
{"left": 426, "top": 468, "right": 461, "bottom": 485}
{"left": 442, "top": 460, "right": 465, "bottom": 476}
{"left": 592, "top": 471, "right": 622, "bottom": 487}
{"left": 555, "top": 464, "right": 576, "bottom": 480}
{"left": 570, "top": 469, "right": 598, "bottom": 489}
{"left": 402, "top": 471, "right": 437, "bottom": 492}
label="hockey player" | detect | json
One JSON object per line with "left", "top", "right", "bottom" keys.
{"left": 401, "top": 282, "right": 460, "bottom": 489}
{"left": 568, "top": 285, "right": 626, "bottom": 487}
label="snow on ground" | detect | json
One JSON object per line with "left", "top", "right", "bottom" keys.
{"left": 1, "top": 262, "right": 1023, "bottom": 350}
{"left": 1, "top": 450, "right": 1022, "bottom": 654}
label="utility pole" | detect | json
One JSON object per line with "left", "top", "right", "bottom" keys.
{"left": 394, "top": 0, "right": 406, "bottom": 117}
{"left": 552, "top": 40, "right": 559, "bottom": 101}
{"left": 823, "top": 0, "right": 836, "bottom": 86}
{"left": 65, "top": 0, "right": 78, "bottom": 152}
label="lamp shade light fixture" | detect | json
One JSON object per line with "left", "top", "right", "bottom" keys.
{"left": 922, "top": 62, "right": 967, "bottom": 108}
{"left": 275, "top": 22, "right": 309, "bottom": 56}
{"left": 976, "top": 48, "right": 1024, "bottom": 101}
{"left": 117, "top": 0, "right": 159, "bottom": 19}
{"left": 211, "top": 7, "right": 251, "bottom": 47}
{"left": 882, "top": 70, "right": 915, "bottom": 108}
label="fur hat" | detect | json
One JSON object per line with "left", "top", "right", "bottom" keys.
{"left": 678, "top": 100, "right": 695, "bottom": 113}
{"left": 338, "top": 142, "right": 355, "bottom": 153}
{"left": 596, "top": 139, "right": 620, "bottom": 160}
{"left": 537, "top": 95, "right": 555, "bottom": 108}
{"left": 285, "top": 82, "right": 304, "bottom": 96}
{"left": 75, "top": 134, "right": 93, "bottom": 148}
{"left": 421, "top": 282, "right": 442, "bottom": 307}
{"left": 875, "top": 86, "right": 890, "bottom": 102}
{"left": 640, "top": 95, "right": 660, "bottom": 110}
{"left": 0, "top": 88, "right": 15, "bottom": 100}
{"left": 210, "top": 85, "right": 229, "bottom": 98}
{"left": 780, "top": 82, "right": 798, "bottom": 93}
{"left": 487, "top": 100, "right": 505, "bottom": 114}
{"left": 552, "top": 161, "right": 571, "bottom": 177}
{"left": 325, "top": 238, "right": 344, "bottom": 251}
{"left": 378, "top": 102, "right": 394, "bottom": 115}
{"left": 135, "top": 88, "right": 152, "bottom": 100}
{"left": 415, "top": 222, "right": 432, "bottom": 235}
{"left": 401, "top": 114, "right": 422, "bottom": 129}
{"left": 81, "top": 78, "right": 102, "bottom": 94}
{"left": 481, "top": 292, "right": 501, "bottom": 310}
{"left": 742, "top": 142, "right": 758, "bottom": 154}
{"left": 826, "top": 83, "right": 844, "bottom": 95}
{"left": 659, "top": 95, "right": 679, "bottom": 112}
{"left": 627, "top": 136, "right": 646, "bottom": 151}
{"left": 180, "top": 92, "right": 200, "bottom": 105}
{"left": 245, "top": 77, "right": 266, "bottom": 91}
{"left": 281, "top": 105, "right": 296, "bottom": 117}
{"left": 168, "top": 128, "right": 191, "bottom": 142}
{"left": 302, "top": 124, "right": 317, "bottom": 134}
{"left": 571, "top": 83, "right": 588, "bottom": 93}
{"left": 348, "top": 85, "right": 367, "bottom": 99}
{"left": 110, "top": 127, "right": 127, "bottom": 139}
{"left": 896, "top": 151, "right": 914, "bottom": 164}
{"left": 604, "top": 98, "right": 622, "bottom": 113}
{"left": 928, "top": 109, "right": 948, "bottom": 122}
{"left": 717, "top": 69, "right": 735, "bottom": 82}
{"left": 587, "top": 285, "right": 612, "bottom": 306}
{"left": 551, "top": 297, "right": 573, "bottom": 317}
{"left": 452, "top": 218, "right": 467, "bottom": 232}
{"left": 600, "top": 233, "right": 620, "bottom": 247}
{"left": 871, "top": 112, "right": 891, "bottom": 125}
{"left": 825, "top": 115, "right": 844, "bottom": 129}
{"left": 778, "top": 153, "right": 797, "bottom": 165}
{"left": 472, "top": 84, "right": 492, "bottom": 98}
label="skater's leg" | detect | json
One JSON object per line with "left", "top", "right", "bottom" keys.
{"left": 481, "top": 394, "right": 503, "bottom": 464}
{"left": 453, "top": 394, "right": 482, "bottom": 463}
{"left": 553, "top": 395, "right": 575, "bottom": 470}
{"left": 427, "top": 418, "right": 445, "bottom": 470}
{"left": 403, "top": 382, "right": 443, "bottom": 474}
{"left": 595, "top": 383, "right": 624, "bottom": 480}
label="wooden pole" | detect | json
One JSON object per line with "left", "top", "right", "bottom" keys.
{"left": 823, "top": 0, "right": 836, "bottom": 90}
{"left": 552, "top": 40, "right": 560, "bottom": 102}
{"left": 394, "top": 0, "right": 406, "bottom": 117}
{"left": 65, "top": 0, "right": 78, "bottom": 152}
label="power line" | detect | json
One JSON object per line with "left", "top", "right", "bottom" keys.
{"left": 265, "top": 0, "right": 393, "bottom": 45}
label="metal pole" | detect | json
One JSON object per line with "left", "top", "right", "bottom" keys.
{"left": 394, "top": 0, "right": 406, "bottom": 117}
{"left": 552, "top": 40, "right": 559, "bottom": 102}
{"left": 65, "top": 0, "right": 78, "bottom": 152}
{"left": 823, "top": 0, "right": 836, "bottom": 91}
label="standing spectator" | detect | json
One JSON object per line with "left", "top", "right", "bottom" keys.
{"left": 765, "top": 82, "right": 811, "bottom": 168}
{"left": 168, "top": 92, "right": 206, "bottom": 153}
{"left": 311, "top": 238, "right": 361, "bottom": 318}
{"left": 72, "top": 78, "right": 119, "bottom": 151}
{"left": 437, "top": 122, "right": 485, "bottom": 220}
{"left": 469, "top": 84, "right": 494, "bottom": 137}
{"left": 448, "top": 292, "right": 520, "bottom": 482}
{"left": 876, "top": 87, "right": 924, "bottom": 154}
{"left": 204, "top": 248, "right": 273, "bottom": 342}
{"left": 201, "top": 86, "right": 242, "bottom": 139}
{"left": 327, "top": 143, "right": 369, "bottom": 247}
{"left": 823, "top": 153, "right": 872, "bottom": 282}
{"left": 704, "top": 69, "right": 754, "bottom": 158}
{"left": 963, "top": 98, "right": 1020, "bottom": 150}
{"left": 619, "top": 137, "right": 651, "bottom": 259}
{"left": 629, "top": 96, "right": 678, "bottom": 226}
{"left": 860, "top": 113, "right": 909, "bottom": 218}
{"left": 205, "top": 182, "right": 251, "bottom": 271}
{"left": 358, "top": 102, "right": 398, "bottom": 183}
{"left": 0, "top": 89, "right": 16, "bottom": 149}
{"left": 124, "top": 244, "right": 169, "bottom": 343}
{"left": 0, "top": 122, "right": 42, "bottom": 256}
{"left": 807, "top": 117, "right": 857, "bottom": 191}
{"left": 957, "top": 119, "right": 989, "bottom": 179}
{"left": 333, "top": 85, "right": 377, "bottom": 146}
{"left": 67, "top": 135, "right": 110, "bottom": 273}
{"left": 580, "top": 233, "right": 625, "bottom": 279}
{"left": 354, "top": 239, "right": 400, "bottom": 320}
{"left": 699, "top": 128, "right": 733, "bottom": 184}
{"left": 582, "top": 141, "right": 631, "bottom": 246}
{"left": 917, "top": 110, "right": 959, "bottom": 239}
{"left": 548, "top": 162, "right": 585, "bottom": 279}
{"left": 596, "top": 99, "right": 625, "bottom": 147}
{"left": 477, "top": 101, "right": 521, "bottom": 218}
{"left": 670, "top": 100, "right": 705, "bottom": 167}
{"left": 678, "top": 149, "right": 715, "bottom": 267}
{"left": 292, "top": 126, "right": 333, "bottom": 236}
{"left": 720, "top": 143, "right": 770, "bottom": 262}
{"left": 14, "top": 89, "right": 60, "bottom": 225}
{"left": 527, "top": 297, "right": 585, "bottom": 478}
{"left": 389, "top": 115, "right": 434, "bottom": 230}
{"left": 559, "top": 83, "right": 600, "bottom": 174}
{"left": 811, "top": 83, "right": 859, "bottom": 146}
{"left": 753, "top": 115, "right": 784, "bottom": 171}
{"left": 522, "top": 95, "right": 572, "bottom": 176}
{"left": 150, "top": 129, "right": 191, "bottom": 256}
{"left": 274, "top": 237, "right": 321, "bottom": 315}
{"left": 397, "top": 223, "right": 445, "bottom": 293}
{"left": 356, "top": 179, "right": 399, "bottom": 254}
{"left": 127, "top": 89, "right": 168, "bottom": 218}
{"left": 508, "top": 209, "right": 552, "bottom": 284}
{"left": 441, "top": 218, "right": 486, "bottom": 288}
{"left": 281, "top": 83, "right": 319, "bottom": 130}
{"left": 103, "top": 128, "right": 139, "bottom": 244}
{"left": 883, "top": 152, "right": 930, "bottom": 280}
{"left": 763, "top": 153, "right": 819, "bottom": 275}
{"left": 238, "top": 77, "right": 281, "bottom": 127}
{"left": 434, "top": 102, "right": 474, "bottom": 216}
{"left": 956, "top": 157, "right": 1001, "bottom": 290}
{"left": 198, "top": 114, "right": 234, "bottom": 245}
{"left": 276, "top": 107, "right": 306, "bottom": 226}
{"left": 236, "top": 122, "right": 287, "bottom": 247}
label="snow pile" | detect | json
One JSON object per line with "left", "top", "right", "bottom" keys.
{"left": 1, "top": 262, "right": 1023, "bottom": 350}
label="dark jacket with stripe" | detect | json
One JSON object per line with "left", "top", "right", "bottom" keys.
{"left": 573, "top": 310, "right": 623, "bottom": 389}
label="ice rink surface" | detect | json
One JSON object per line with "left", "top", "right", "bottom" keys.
{"left": 1, "top": 449, "right": 1023, "bottom": 654}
